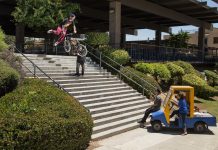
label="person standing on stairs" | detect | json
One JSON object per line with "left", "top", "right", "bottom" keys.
{"left": 137, "top": 89, "right": 163, "bottom": 128}
{"left": 74, "top": 50, "right": 86, "bottom": 76}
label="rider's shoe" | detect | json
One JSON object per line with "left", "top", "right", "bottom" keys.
{"left": 47, "top": 30, "right": 53, "bottom": 34}
{"left": 54, "top": 42, "right": 58, "bottom": 47}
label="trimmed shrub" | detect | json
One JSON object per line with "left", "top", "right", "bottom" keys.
{"left": 0, "top": 78, "right": 93, "bottom": 149}
{"left": 0, "top": 27, "right": 8, "bottom": 52}
{"left": 204, "top": 70, "right": 218, "bottom": 87}
{"left": 86, "top": 32, "right": 109, "bottom": 47}
{"left": 0, "top": 49, "right": 24, "bottom": 79}
{"left": 120, "top": 66, "right": 161, "bottom": 98}
{"left": 152, "top": 63, "right": 171, "bottom": 81}
{"left": 166, "top": 62, "right": 185, "bottom": 77}
{"left": 134, "top": 62, "right": 154, "bottom": 75}
{"left": 98, "top": 45, "right": 115, "bottom": 56}
{"left": 0, "top": 59, "right": 20, "bottom": 97}
{"left": 173, "top": 61, "right": 204, "bottom": 78}
{"left": 182, "top": 74, "right": 218, "bottom": 99}
{"left": 110, "top": 49, "right": 130, "bottom": 66}
{"left": 166, "top": 62, "right": 185, "bottom": 84}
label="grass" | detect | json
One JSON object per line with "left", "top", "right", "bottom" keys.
{"left": 195, "top": 96, "right": 218, "bottom": 119}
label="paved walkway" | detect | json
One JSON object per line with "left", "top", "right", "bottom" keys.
{"left": 92, "top": 125, "right": 218, "bottom": 150}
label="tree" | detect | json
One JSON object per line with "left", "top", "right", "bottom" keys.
{"left": 12, "top": 0, "right": 80, "bottom": 30}
{"left": 166, "top": 31, "right": 190, "bottom": 48}
{"left": 0, "top": 27, "right": 8, "bottom": 52}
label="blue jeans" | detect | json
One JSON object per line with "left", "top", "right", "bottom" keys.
{"left": 179, "top": 113, "right": 187, "bottom": 129}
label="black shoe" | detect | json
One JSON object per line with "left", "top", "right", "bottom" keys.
{"left": 73, "top": 73, "right": 80, "bottom": 76}
{"left": 137, "top": 120, "right": 143, "bottom": 124}
{"left": 81, "top": 73, "right": 84, "bottom": 76}
{"left": 139, "top": 124, "right": 145, "bottom": 128}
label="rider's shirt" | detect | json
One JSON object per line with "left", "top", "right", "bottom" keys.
{"left": 59, "top": 18, "right": 75, "bottom": 29}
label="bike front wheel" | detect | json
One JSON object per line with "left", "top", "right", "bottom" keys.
{"left": 64, "top": 40, "right": 71, "bottom": 53}
{"left": 77, "top": 44, "right": 87, "bottom": 57}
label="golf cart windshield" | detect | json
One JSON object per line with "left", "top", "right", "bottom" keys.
{"left": 162, "top": 89, "right": 173, "bottom": 109}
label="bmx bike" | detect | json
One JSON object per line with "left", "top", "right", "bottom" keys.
{"left": 63, "top": 33, "right": 87, "bottom": 57}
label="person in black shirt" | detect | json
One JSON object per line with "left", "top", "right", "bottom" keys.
{"left": 74, "top": 48, "right": 86, "bottom": 76}
{"left": 47, "top": 13, "right": 77, "bottom": 46}
{"left": 138, "top": 89, "right": 163, "bottom": 127}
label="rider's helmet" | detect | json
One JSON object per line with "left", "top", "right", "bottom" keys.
{"left": 68, "top": 13, "right": 76, "bottom": 22}
{"left": 69, "top": 13, "right": 76, "bottom": 18}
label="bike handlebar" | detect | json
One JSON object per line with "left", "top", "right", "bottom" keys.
{"left": 66, "top": 33, "right": 74, "bottom": 36}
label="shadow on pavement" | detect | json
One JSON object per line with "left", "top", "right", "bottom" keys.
{"left": 145, "top": 126, "right": 215, "bottom": 135}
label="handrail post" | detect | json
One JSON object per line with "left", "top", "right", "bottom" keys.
{"left": 100, "top": 52, "right": 102, "bottom": 70}
{"left": 142, "top": 88, "right": 144, "bottom": 96}
{"left": 33, "top": 64, "right": 36, "bottom": 78}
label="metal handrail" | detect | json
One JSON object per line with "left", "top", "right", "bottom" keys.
{"left": 87, "top": 50, "right": 149, "bottom": 96}
{"left": 81, "top": 42, "right": 159, "bottom": 97}
{"left": 125, "top": 42, "right": 196, "bottom": 51}
{"left": 13, "top": 46, "right": 89, "bottom": 111}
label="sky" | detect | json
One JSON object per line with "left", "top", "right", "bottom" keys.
{"left": 126, "top": 0, "right": 218, "bottom": 41}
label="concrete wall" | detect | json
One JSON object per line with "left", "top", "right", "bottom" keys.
{"left": 207, "top": 28, "right": 218, "bottom": 48}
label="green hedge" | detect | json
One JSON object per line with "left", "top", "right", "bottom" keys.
{"left": 134, "top": 62, "right": 154, "bottom": 75}
{"left": 110, "top": 49, "right": 130, "bottom": 66}
{"left": 166, "top": 62, "right": 185, "bottom": 77}
{"left": 152, "top": 63, "right": 171, "bottom": 81}
{"left": 120, "top": 66, "right": 161, "bottom": 98}
{"left": 86, "top": 32, "right": 109, "bottom": 47}
{"left": 204, "top": 70, "right": 218, "bottom": 87}
{"left": 98, "top": 45, "right": 115, "bottom": 56}
{"left": 0, "top": 59, "right": 20, "bottom": 97}
{"left": 0, "top": 27, "right": 8, "bottom": 52}
{"left": 182, "top": 74, "right": 218, "bottom": 99}
{"left": 173, "top": 61, "right": 203, "bottom": 78}
{"left": 0, "top": 79, "right": 93, "bottom": 149}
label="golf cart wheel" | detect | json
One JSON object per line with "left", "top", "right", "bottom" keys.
{"left": 151, "top": 121, "right": 162, "bottom": 132}
{"left": 64, "top": 40, "right": 71, "bottom": 53}
{"left": 194, "top": 122, "right": 207, "bottom": 133}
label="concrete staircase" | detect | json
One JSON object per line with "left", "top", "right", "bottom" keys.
{"left": 16, "top": 53, "right": 152, "bottom": 140}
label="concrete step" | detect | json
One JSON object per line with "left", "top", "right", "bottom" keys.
{"left": 22, "top": 65, "right": 102, "bottom": 70}
{"left": 89, "top": 99, "right": 146, "bottom": 115}
{"left": 93, "top": 107, "right": 149, "bottom": 126}
{"left": 79, "top": 93, "right": 142, "bottom": 105}
{"left": 65, "top": 83, "right": 126, "bottom": 92}
{"left": 60, "top": 80, "right": 122, "bottom": 88}
{"left": 74, "top": 89, "right": 136, "bottom": 100}
{"left": 91, "top": 103, "right": 150, "bottom": 120}
{"left": 69, "top": 87, "right": 132, "bottom": 96}
{"left": 85, "top": 96, "right": 147, "bottom": 109}
{"left": 22, "top": 62, "right": 98, "bottom": 67}
{"left": 93, "top": 114, "right": 144, "bottom": 134}
{"left": 47, "top": 78, "right": 119, "bottom": 84}
{"left": 23, "top": 68, "right": 106, "bottom": 73}
{"left": 91, "top": 121, "right": 144, "bottom": 140}
{"left": 26, "top": 72, "right": 110, "bottom": 77}
{"left": 38, "top": 75, "right": 115, "bottom": 80}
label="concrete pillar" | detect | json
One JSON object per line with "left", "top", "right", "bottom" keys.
{"left": 198, "top": 27, "right": 205, "bottom": 62}
{"left": 109, "top": 0, "right": 121, "bottom": 48}
{"left": 121, "top": 33, "right": 126, "bottom": 48}
{"left": 16, "top": 23, "right": 25, "bottom": 52}
{"left": 155, "top": 30, "right": 161, "bottom": 46}
{"left": 155, "top": 30, "right": 161, "bottom": 60}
